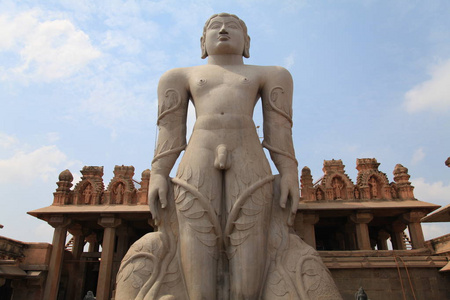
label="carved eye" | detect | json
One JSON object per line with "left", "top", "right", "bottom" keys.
{"left": 209, "top": 22, "right": 221, "bottom": 30}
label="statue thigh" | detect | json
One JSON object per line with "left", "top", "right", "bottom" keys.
{"left": 174, "top": 150, "right": 223, "bottom": 299}
{"left": 225, "top": 152, "right": 273, "bottom": 299}
{"left": 173, "top": 145, "right": 273, "bottom": 299}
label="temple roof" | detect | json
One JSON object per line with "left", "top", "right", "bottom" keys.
{"left": 298, "top": 200, "right": 439, "bottom": 212}
{"left": 28, "top": 205, "right": 151, "bottom": 223}
{"left": 422, "top": 204, "right": 450, "bottom": 222}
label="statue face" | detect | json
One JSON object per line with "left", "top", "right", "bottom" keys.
{"left": 203, "top": 16, "right": 246, "bottom": 57}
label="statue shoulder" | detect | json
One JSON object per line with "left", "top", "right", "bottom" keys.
{"left": 265, "top": 65, "right": 292, "bottom": 80}
{"left": 159, "top": 67, "right": 191, "bottom": 87}
{"left": 257, "top": 65, "right": 293, "bottom": 88}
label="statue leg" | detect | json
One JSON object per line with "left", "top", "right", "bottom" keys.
{"left": 174, "top": 151, "right": 223, "bottom": 299}
{"left": 225, "top": 154, "right": 273, "bottom": 300}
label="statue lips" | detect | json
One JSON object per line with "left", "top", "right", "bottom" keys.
{"left": 218, "top": 34, "right": 230, "bottom": 41}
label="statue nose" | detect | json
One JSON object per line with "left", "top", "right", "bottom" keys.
{"left": 219, "top": 27, "right": 228, "bottom": 34}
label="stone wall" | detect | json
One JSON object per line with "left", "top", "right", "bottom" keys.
{"left": 0, "top": 236, "right": 26, "bottom": 260}
{"left": 331, "top": 267, "right": 450, "bottom": 300}
{"left": 426, "top": 233, "right": 450, "bottom": 254}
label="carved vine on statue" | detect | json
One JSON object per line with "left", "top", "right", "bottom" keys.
{"left": 115, "top": 12, "right": 342, "bottom": 300}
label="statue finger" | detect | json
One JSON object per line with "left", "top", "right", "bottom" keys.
{"left": 291, "top": 190, "right": 299, "bottom": 214}
{"left": 279, "top": 186, "right": 288, "bottom": 208}
{"left": 159, "top": 187, "right": 168, "bottom": 209}
{"left": 149, "top": 199, "right": 160, "bottom": 224}
{"left": 287, "top": 211, "right": 295, "bottom": 227}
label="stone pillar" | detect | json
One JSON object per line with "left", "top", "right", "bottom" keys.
{"left": 300, "top": 213, "right": 319, "bottom": 249}
{"left": 344, "top": 222, "right": 357, "bottom": 250}
{"left": 43, "top": 215, "right": 70, "bottom": 300}
{"left": 97, "top": 215, "right": 122, "bottom": 300}
{"left": 349, "top": 212, "right": 373, "bottom": 250}
{"left": 67, "top": 225, "right": 86, "bottom": 300}
{"left": 86, "top": 233, "right": 99, "bottom": 253}
{"left": 335, "top": 232, "right": 346, "bottom": 250}
{"left": 116, "top": 225, "right": 131, "bottom": 259}
{"left": 377, "top": 229, "right": 390, "bottom": 250}
{"left": 390, "top": 220, "right": 407, "bottom": 250}
{"left": 67, "top": 224, "right": 85, "bottom": 258}
{"left": 402, "top": 211, "right": 426, "bottom": 249}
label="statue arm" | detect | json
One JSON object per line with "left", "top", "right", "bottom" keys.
{"left": 149, "top": 69, "right": 189, "bottom": 223}
{"left": 261, "top": 66, "right": 299, "bottom": 226}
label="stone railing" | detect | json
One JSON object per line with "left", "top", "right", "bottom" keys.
{"left": 0, "top": 236, "right": 26, "bottom": 261}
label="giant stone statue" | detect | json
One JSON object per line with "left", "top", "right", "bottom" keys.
{"left": 116, "top": 13, "right": 342, "bottom": 300}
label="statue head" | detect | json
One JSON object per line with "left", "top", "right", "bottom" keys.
{"left": 201, "top": 13, "right": 250, "bottom": 59}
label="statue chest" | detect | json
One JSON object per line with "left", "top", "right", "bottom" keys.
{"left": 189, "top": 72, "right": 261, "bottom": 101}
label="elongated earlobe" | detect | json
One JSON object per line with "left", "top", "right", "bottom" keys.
{"left": 243, "top": 36, "right": 250, "bottom": 58}
{"left": 201, "top": 37, "right": 208, "bottom": 59}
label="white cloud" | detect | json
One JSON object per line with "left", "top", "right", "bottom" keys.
{"left": 0, "top": 145, "right": 71, "bottom": 183}
{"left": 46, "top": 132, "right": 60, "bottom": 143}
{"left": 0, "top": 133, "right": 81, "bottom": 184}
{"left": 411, "top": 147, "right": 425, "bottom": 165}
{"left": 411, "top": 177, "right": 450, "bottom": 240}
{"left": 102, "top": 30, "right": 142, "bottom": 54}
{"left": 284, "top": 53, "right": 295, "bottom": 70}
{"left": 404, "top": 58, "right": 450, "bottom": 113}
{"left": 236, "top": 0, "right": 307, "bottom": 13}
{"left": 279, "top": 0, "right": 308, "bottom": 13}
{"left": 0, "top": 132, "right": 18, "bottom": 149}
{"left": 0, "top": 10, "right": 100, "bottom": 82}
{"left": 411, "top": 177, "right": 450, "bottom": 206}
{"left": 80, "top": 79, "right": 150, "bottom": 130}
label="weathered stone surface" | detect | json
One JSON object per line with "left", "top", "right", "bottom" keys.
{"left": 116, "top": 177, "right": 341, "bottom": 299}
{"left": 116, "top": 12, "right": 341, "bottom": 300}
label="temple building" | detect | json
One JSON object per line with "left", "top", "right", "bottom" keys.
{"left": 1, "top": 158, "right": 449, "bottom": 299}
{"left": 296, "top": 158, "right": 437, "bottom": 251}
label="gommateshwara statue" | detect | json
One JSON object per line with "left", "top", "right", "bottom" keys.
{"left": 116, "top": 13, "right": 342, "bottom": 300}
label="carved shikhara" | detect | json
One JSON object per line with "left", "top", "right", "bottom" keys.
{"left": 301, "top": 158, "right": 416, "bottom": 202}
{"left": 116, "top": 177, "right": 342, "bottom": 300}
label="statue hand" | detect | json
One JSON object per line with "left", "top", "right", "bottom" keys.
{"left": 148, "top": 173, "right": 169, "bottom": 225}
{"left": 279, "top": 173, "right": 299, "bottom": 226}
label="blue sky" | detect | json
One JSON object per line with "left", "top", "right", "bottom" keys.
{"left": 1, "top": 0, "right": 449, "bottom": 243}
